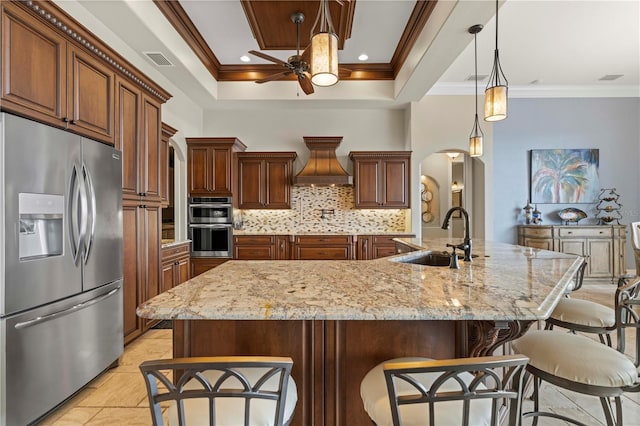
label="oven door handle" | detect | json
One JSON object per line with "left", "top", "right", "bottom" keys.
{"left": 189, "top": 224, "right": 232, "bottom": 228}
{"left": 188, "top": 203, "right": 232, "bottom": 208}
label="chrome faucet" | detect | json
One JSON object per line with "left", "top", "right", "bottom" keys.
{"left": 441, "top": 207, "right": 472, "bottom": 262}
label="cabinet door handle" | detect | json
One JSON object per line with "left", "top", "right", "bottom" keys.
{"left": 62, "top": 117, "right": 69, "bottom": 123}
{"left": 567, "top": 231, "right": 573, "bottom": 234}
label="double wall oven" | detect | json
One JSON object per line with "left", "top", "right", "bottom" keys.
{"left": 188, "top": 197, "right": 233, "bottom": 257}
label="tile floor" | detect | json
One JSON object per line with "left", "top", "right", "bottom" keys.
{"left": 38, "top": 282, "right": 639, "bottom": 426}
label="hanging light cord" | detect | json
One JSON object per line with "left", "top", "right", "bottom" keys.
{"left": 474, "top": 30, "right": 479, "bottom": 119}
{"left": 488, "top": 0, "right": 508, "bottom": 87}
{"left": 311, "top": 0, "right": 335, "bottom": 36}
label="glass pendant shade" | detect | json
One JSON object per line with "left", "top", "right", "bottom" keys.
{"left": 469, "top": 135, "right": 483, "bottom": 157}
{"left": 484, "top": 84, "right": 508, "bottom": 121}
{"left": 311, "top": 32, "right": 339, "bottom": 86}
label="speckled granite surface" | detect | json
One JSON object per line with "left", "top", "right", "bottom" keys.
{"left": 137, "top": 239, "right": 582, "bottom": 322}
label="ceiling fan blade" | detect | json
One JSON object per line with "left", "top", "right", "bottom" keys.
{"left": 255, "top": 70, "right": 293, "bottom": 84}
{"left": 248, "top": 50, "right": 289, "bottom": 67}
{"left": 338, "top": 67, "right": 352, "bottom": 78}
{"left": 298, "top": 73, "right": 314, "bottom": 95}
{"left": 301, "top": 45, "right": 311, "bottom": 65}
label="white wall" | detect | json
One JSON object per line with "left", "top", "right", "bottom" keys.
{"left": 202, "top": 107, "right": 407, "bottom": 176}
{"left": 493, "top": 98, "right": 640, "bottom": 267}
{"left": 410, "top": 96, "right": 493, "bottom": 240}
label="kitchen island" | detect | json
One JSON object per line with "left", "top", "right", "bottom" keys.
{"left": 137, "top": 239, "right": 582, "bottom": 426}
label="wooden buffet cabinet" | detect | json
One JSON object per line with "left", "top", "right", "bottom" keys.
{"left": 1, "top": 0, "right": 173, "bottom": 344}
{"left": 518, "top": 225, "right": 626, "bottom": 281}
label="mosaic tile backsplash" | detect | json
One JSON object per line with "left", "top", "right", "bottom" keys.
{"left": 235, "top": 187, "right": 408, "bottom": 234}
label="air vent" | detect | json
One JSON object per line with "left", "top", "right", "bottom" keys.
{"left": 144, "top": 52, "right": 174, "bottom": 67}
{"left": 466, "top": 74, "right": 487, "bottom": 81}
{"left": 598, "top": 74, "right": 623, "bottom": 81}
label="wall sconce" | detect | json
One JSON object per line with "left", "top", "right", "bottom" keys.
{"left": 446, "top": 152, "right": 460, "bottom": 160}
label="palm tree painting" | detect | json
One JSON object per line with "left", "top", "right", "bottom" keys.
{"left": 530, "top": 149, "right": 600, "bottom": 203}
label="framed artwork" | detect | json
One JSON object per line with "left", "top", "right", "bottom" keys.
{"left": 530, "top": 149, "right": 600, "bottom": 204}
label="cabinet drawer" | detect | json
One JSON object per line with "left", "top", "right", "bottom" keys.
{"left": 295, "top": 247, "right": 351, "bottom": 260}
{"left": 234, "top": 246, "right": 274, "bottom": 260}
{"left": 558, "top": 227, "right": 612, "bottom": 238}
{"left": 295, "top": 235, "right": 352, "bottom": 245}
{"left": 234, "top": 235, "right": 275, "bottom": 245}
{"left": 161, "top": 242, "right": 190, "bottom": 262}
{"left": 520, "top": 227, "right": 552, "bottom": 238}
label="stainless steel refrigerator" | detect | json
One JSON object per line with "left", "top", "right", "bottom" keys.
{"left": 0, "top": 113, "right": 124, "bottom": 425}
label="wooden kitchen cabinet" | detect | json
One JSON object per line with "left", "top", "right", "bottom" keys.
{"left": 161, "top": 242, "right": 190, "bottom": 293}
{"left": 67, "top": 45, "right": 115, "bottom": 145}
{"left": 1, "top": 2, "right": 115, "bottom": 145}
{"left": 292, "top": 235, "right": 355, "bottom": 260}
{"left": 237, "top": 152, "right": 297, "bottom": 209}
{"left": 160, "top": 123, "right": 178, "bottom": 207}
{"left": 1, "top": 2, "right": 67, "bottom": 125}
{"left": 187, "top": 138, "right": 247, "bottom": 196}
{"left": 123, "top": 201, "right": 161, "bottom": 343}
{"left": 349, "top": 151, "right": 411, "bottom": 208}
{"left": 191, "top": 257, "right": 229, "bottom": 277}
{"left": 357, "top": 234, "right": 414, "bottom": 260}
{"left": 518, "top": 225, "right": 626, "bottom": 281}
{"left": 233, "top": 235, "right": 290, "bottom": 260}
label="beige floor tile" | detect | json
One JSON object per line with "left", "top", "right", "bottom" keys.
{"left": 38, "top": 392, "right": 94, "bottom": 425}
{"left": 84, "top": 408, "right": 153, "bottom": 426}
{"left": 143, "top": 329, "right": 173, "bottom": 340}
{"left": 47, "top": 407, "right": 101, "bottom": 426}
{"left": 77, "top": 372, "right": 148, "bottom": 408}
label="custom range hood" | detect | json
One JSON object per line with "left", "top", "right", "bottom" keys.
{"left": 294, "top": 136, "right": 353, "bottom": 186}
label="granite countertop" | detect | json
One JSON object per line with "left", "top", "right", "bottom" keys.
{"left": 138, "top": 239, "right": 582, "bottom": 322}
{"left": 161, "top": 239, "right": 191, "bottom": 248}
{"left": 232, "top": 230, "right": 414, "bottom": 236}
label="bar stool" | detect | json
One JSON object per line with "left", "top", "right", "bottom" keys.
{"left": 512, "top": 276, "right": 640, "bottom": 426}
{"left": 545, "top": 260, "right": 618, "bottom": 345}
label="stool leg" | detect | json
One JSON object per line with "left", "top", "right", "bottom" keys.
{"left": 599, "top": 396, "right": 623, "bottom": 426}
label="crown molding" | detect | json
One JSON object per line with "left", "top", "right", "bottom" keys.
{"left": 428, "top": 82, "right": 640, "bottom": 98}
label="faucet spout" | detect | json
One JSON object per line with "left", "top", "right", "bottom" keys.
{"left": 442, "top": 207, "right": 472, "bottom": 262}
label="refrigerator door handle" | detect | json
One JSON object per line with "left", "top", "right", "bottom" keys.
{"left": 67, "top": 164, "right": 83, "bottom": 264}
{"left": 81, "top": 163, "right": 96, "bottom": 264}
{"left": 13, "top": 286, "right": 121, "bottom": 330}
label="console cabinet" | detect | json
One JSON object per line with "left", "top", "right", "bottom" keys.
{"left": 187, "top": 137, "right": 247, "bottom": 196}
{"left": 518, "top": 225, "right": 626, "bottom": 281}
{"left": 349, "top": 151, "right": 411, "bottom": 208}
{"left": 237, "top": 152, "right": 297, "bottom": 209}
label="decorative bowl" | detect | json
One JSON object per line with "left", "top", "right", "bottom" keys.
{"left": 558, "top": 208, "right": 587, "bottom": 223}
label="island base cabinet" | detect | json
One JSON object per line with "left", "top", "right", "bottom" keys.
{"left": 173, "top": 319, "right": 458, "bottom": 426}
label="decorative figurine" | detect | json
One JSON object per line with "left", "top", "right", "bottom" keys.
{"left": 595, "top": 188, "right": 622, "bottom": 225}
{"left": 523, "top": 201, "right": 533, "bottom": 224}
{"left": 532, "top": 205, "right": 543, "bottom": 224}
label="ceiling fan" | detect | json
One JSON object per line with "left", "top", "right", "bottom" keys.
{"left": 249, "top": 12, "right": 315, "bottom": 94}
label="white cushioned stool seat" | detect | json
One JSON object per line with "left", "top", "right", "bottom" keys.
{"left": 512, "top": 331, "right": 637, "bottom": 388}
{"left": 169, "top": 368, "right": 298, "bottom": 426}
{"left": 549, "top": 298, "right": 615, "bottom": 327}
{"left": 360, "top": 357, "right": 492, "bottom": 426}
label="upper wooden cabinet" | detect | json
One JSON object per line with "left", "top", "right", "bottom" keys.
{"left": 237, "top": 152, "right": 297, "bottom": 209}
{"left": 1, "top": 1, "right": 170, "bottom": 147}
{"left": 67, "top": 46, "right": 115, "bottom": 144}
{"left": 1, "top": 3, "right": 67, "bottom": 124}
{"left": 349, "top": 151, "right": 411, "bottom": 208}
{"left": 187, "top": 138, "right": 247, "bottom": 196}
{"left": 115, "top": 76, "right": 162, "bottom": 202}
{"left": 160, "top": 123, "right": 178, "bottom": 207}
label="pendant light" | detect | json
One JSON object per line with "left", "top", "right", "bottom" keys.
{"left": 484, "top": 0, "right": 508, "bottom": 121}
{"left": 469, "top": 24, "right": 484, "bottom": 157}
{"left": 310, "top": 0, "right": 339, "bottom": 87}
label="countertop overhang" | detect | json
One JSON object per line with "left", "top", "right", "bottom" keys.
{"left": 138, "top": 239, "right": 583, "bottom": 322}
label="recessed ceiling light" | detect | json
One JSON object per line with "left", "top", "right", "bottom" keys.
{"left": 598, "top": 74, "right": 623, "bottom": 81}
{"left": 358, "top": 53, "right": 368, "bottom": 61}
{"left": 240, "top": 55, "right": 251, "bottom": 63}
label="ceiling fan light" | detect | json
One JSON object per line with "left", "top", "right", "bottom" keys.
{"left": 484, "top": 85, "right": 508, "bottom": 121}
{"left": 311, "top": 32, "right": 339, "bottom": 87}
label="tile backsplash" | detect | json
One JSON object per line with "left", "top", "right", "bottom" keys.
{"left": 236, "top": 187, "right": 408, "bottom": 234}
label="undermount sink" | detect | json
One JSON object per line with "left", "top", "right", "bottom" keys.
{"left": 396, "top": 251, "right": 452, "bottom": 267}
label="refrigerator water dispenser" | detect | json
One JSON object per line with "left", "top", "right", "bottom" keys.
{"left": 18, "top": 193, "right": 63, "bottom": 260}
